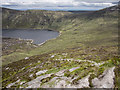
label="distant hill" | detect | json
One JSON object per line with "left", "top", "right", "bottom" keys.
{"left": 68, "top": 10, "right": 94, "bottom": 14}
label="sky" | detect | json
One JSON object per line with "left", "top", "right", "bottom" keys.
{"left": 1, "top": 0, "right": 119, "bottom": 11}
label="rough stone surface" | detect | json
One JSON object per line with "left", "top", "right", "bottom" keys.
{"left": 69, "top": 67, "right": 80, "bottom": 72}
{"left": 26, "top": 74, "right": 53, "bottom": 88}
{"left": 14, "top": 65, "right": 115, "bottom": 88}
{"left": 92, "top": 67, "right": 115, "bottom": 88}
{"left": 36, "top": 70, "right": 48, "bottom": 76}
{"left": 25, "top": 57, "right": 29, "bottom": 60}
{"left": 75, "top": 75, "right": 90, "bottom": 88}
{"left": 55, "top": 69, "right": 66, "bottom": 76}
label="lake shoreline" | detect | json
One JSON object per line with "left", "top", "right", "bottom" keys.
{"left": 38, "top": 31, "right": 61, "bottom": 46}
{"left": 2, "top": 28, "right": 59, "bottom": 33}
{"left": 2, "top": 29, "right": 60, "bottom": 46}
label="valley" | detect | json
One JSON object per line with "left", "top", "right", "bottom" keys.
{"left": 1, "top": 5, "right": 120, "bottom": 88}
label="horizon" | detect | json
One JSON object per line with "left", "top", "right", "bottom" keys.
{"left": 1, "top": 0, "right": 119, "bottom": 11}
{"left": 2, "top": 6, "right": 98, "bottom": 11}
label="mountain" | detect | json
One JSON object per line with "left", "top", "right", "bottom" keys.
{"left": 2, "top": 7, "right": 72, "bottom": 30}
{"left": 2, "top": 5, "right": 120, "bottom": 88}
{"left": 2, "top": 5, "right": 119, "bottom": 30}
{"left": 68, "top": 10, "right": 94, "bottom": 14}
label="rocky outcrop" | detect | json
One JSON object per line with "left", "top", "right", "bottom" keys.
{"left": 13, "top": 66, "right": 115, "bottom": 88}
{"left": 92, "top": 67, "right": 115, "bottom": 88}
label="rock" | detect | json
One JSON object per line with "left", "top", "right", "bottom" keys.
{"left": 75, "top": 75, "right": 90, "bottom": 88}
{"left": 55, "top": 80, "right": 68, "bottom": 88}
{"left": 41, "top": 74, "right": 90, "bottom": 88}
{"left": 92, "top": 67, "right": 115, "bottom": 88}
{"left": 25, "top": 57, "right": 29, "bottom": 60}
{"left": 29, "top": 74, "right": 33, "bottom": 77}
{"left": 69, "top": 67, "right": 80, "bottom": 72}
{"left": 20, "top": 81, "right": 26, "bottom": 85}
{"left": 6, "top": 67, "right": 9, "bottom": 70}
{"left": 6, "top": 79, "right": 20, "bottom": 88}
{"left": 36, "top": 70, "right": 48, "bottom": 76}
{"left": 54, "top": 75, "right": 90, "bottom": 88}
{"left": 51, "top": 55, "right": 55, "bottom": 58}
{"left": 6, "top": 82, "right": 16, "bottom": 88}
{"left": 55, "top": 69, "right": 66, "bottom": 76}
{"left": 26, "top": 74, "right": 53, "bottom": 88}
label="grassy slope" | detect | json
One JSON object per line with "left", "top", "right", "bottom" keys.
{"left": 2, "top": 5, "right": 120, "bottom": 88}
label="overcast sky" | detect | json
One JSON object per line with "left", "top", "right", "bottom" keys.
{"left": 1, "top": 0, "right": 119, "bottom": 10}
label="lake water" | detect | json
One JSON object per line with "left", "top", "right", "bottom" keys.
{"left": 2, "top": 29, "right": 59, "bottom": 44}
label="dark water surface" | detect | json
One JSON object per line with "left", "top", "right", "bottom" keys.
{"left": 2, "top": 29, "right": 59, "bottom": 44}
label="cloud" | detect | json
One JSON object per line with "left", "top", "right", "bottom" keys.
{"left": 74, "top": 0, "right": 119, "bottom": 3}
{"left": 78, "top": 2, "right": 116, "bottom": 7}
{"left": 1, "top": 0, "right": 119, "bottom": 10}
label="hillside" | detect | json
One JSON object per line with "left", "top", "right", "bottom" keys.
{"left": 2, "top": 5, "right": 120, "bottom": 88}
{"left": 2, "top": 7, "right": 72, "bottom": 30}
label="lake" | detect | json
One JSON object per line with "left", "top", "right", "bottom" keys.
{"left": 2, "top": 29, "right": 59, "bottom": 44}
